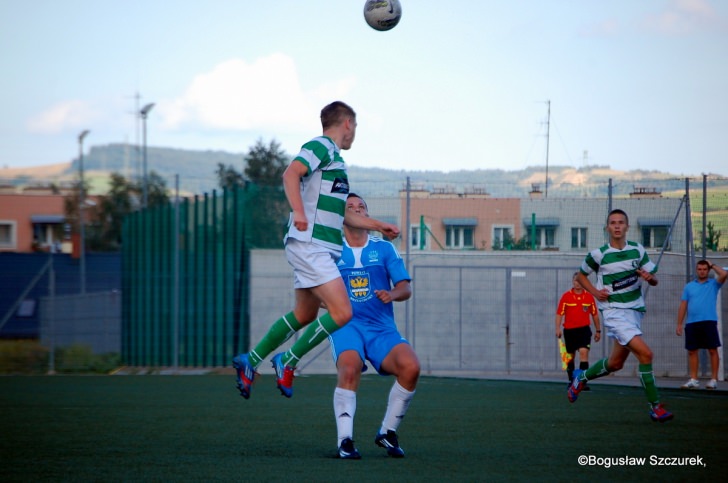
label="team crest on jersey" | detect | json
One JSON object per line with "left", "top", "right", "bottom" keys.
{"left": 347, "top": 270, "right": 372, "bottom": 301}
{"left": 331, "top": 177, "right": 349, "bottom": 194}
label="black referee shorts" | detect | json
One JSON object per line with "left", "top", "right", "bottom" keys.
{"left": 564, "top": 325, "right": 592, "bottom": 353}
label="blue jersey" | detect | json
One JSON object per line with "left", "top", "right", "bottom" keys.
{"left": 681, "top": 278, "right": 723, "bottom": 323}
{"left": 337, "top": 235, "right": 410, "bottom": 328}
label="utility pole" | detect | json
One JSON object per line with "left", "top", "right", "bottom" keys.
{"left": 78, "top": 129, "right": 90, "bottom": 294}
{"left": 140, "top": 102, "right": 155, "bottom": 209}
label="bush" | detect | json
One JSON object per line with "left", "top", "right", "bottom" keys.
{"left": 0, "top": 340, "right": 49, "bottom": 374}
{"left": 55, "top": 344, "right": 121, "bottom": 374}
{"left": 0, "top": 340, "right": 121, "bottom": 374}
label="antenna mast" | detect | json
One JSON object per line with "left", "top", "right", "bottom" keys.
{"left": 544, "top": 100, "right": 551, "bottom": 198}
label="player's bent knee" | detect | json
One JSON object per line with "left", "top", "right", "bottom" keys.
{"left": 338, "top": 364, "right": 361, "bottom": 384}
{"left": 401, "top": 357, "right": 421, "bottom": 378}
{"left": 328, "top": 307, "right": 353, "bottom": 327}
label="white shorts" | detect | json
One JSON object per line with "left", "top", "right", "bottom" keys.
{"left": 285, "top": 238, "right": 342, "bottom": 289}
{"left": 602, "top": 308, "right": 643, "bottom": 346}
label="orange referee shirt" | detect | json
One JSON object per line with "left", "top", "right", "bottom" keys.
{"left": 556, "top": 289, "right": 597, "bottom": 329}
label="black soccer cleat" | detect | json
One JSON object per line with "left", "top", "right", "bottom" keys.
{"left": 375, "top": 430, "right": 405, "bottom": 458}
{"left": 338, "top": 438, "right": 361, "bottom": 460}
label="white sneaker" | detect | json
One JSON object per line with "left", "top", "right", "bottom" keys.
{"left": 706, "top": 379, "right": 717, "bottom": 390}
{"left": 681, "top": 378, "right": 700, "bottom": 389}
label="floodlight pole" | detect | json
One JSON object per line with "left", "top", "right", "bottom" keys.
{"left": 78, "top": 129, "right": 90, "bottom": 294}
{"left": 140, "top": 103, "right": 155, "bottom": 208}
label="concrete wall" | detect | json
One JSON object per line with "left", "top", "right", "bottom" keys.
{"left": 249, "top": 249, "right": 728, "bottom": 380}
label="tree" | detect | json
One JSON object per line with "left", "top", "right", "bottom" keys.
{"left": 244, "top": 138, "right": 288, "bottom": 186}
{"left": 88, "top": 173, "right": 136, "bottom": 251}
{"left": 492, "top": 231, "right": 531, "bottom": 251}
{"left": 214, "top": 139, "right": 291, "bottom": 248}
{"left": 64, "top": 171, "right": 170, "bottom": 251}
{"left": 703, "top": 221, "right": 722, "bottom": 251}
{"left": 63, "top": 178, "right": 94, "bottom": 236}
{"left": 216, "top": 163, "right": 246, "bottom": 190}
{"left": 144, "top": 171, "right": 170, "bottom": 208}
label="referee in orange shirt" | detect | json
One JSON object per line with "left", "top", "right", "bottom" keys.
{"left": 556, "top": 272, "right": 601, "bottom": 388}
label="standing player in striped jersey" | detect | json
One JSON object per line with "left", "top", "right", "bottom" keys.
{"left": 568, "top": 209, "right": 673, "bottom": 422}
{"left": 232, "top": 101, "right": 400, "bottom": 400}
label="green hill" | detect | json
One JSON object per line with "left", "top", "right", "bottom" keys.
{"left": 4, "top": 143, "right": 727, "bottom": 199}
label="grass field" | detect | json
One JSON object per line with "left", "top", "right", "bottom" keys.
{"left": 1, "top": 374, "right": 724, "bottom": 482}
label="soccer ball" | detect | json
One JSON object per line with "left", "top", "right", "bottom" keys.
{"left": 363, "top": 0, "right": 402, "bottom": 31}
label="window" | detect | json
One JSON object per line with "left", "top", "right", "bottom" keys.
{"left": 571, "top": 227, "right": 587, "bottom": 249}
{"left": 0, "top": 221, "right": 16, "bottom": 249}
{"left": 522, "top": 218, "right": 559, "bottom": 250}
{"left": 446, "top": 226, "right": 474, "bottom": 249}
{"left": 642, "top": 226, "right": 670, "bottom": 250}
{"left": 410, "top": 224, "right": 430, "bottom": 250}
{"left": 529, "top": 227, "right": 555, "bottom": 248}
{"left": 17, "top": 299, "right": 37, "bottom": 317}
{"left": 492, "top": 226, "right": 514, "bottom": 249}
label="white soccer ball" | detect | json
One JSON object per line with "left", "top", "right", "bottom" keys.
{"left": 363, "top": 0, "right": 402, "bottom": 31}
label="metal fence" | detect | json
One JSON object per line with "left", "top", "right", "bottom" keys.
{"left": 120, "top": 184, "right": 286, "bottom": 367}
{"left": 8, "top": 175, "right": 726, "bottom": 377}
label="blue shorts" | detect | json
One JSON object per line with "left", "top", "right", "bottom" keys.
{"left": 329, "top": 322, "right": 409, "bottom": 375}
{"left": 685, "top": 321, "right": 722, "bottom": 351}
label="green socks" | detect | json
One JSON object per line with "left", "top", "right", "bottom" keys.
{"left": 249, "top": 312, "right": 303, "bottom": 368}
{"left": 582, "top": 358, "right": 610, "bottom": 380}
{"left": 581, "top": 360, "right": 660, "bottom": 405}
{"left": 639, "top": 363, "right": 660, "bottom": 405}
{"left": 282, "top": 312, "right": 342, "bottom": 367}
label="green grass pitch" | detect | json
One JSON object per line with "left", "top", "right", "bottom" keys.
{"left": 1, "top": 375, "right": 724, "bottom": 482}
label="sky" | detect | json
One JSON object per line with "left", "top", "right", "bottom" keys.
{"left": 1, "top": 0, "right": 727, "bottom": 176}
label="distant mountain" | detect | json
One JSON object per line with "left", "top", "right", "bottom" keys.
{"left": 1, "top": 143, "right": 724, "bottom": 198}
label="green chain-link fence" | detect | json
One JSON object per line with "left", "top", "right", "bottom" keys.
{"left": 121, "top": 184, "right": 287, "bottom": 367}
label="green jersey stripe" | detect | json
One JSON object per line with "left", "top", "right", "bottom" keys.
{"left": 317, "top": 194, "right": 345, "bottom": 214}
{"left": 609, "top": 287, "right": 643, "bottom": 305}
{"left": 285, "top": 135, "right": 348, "bottom": 252}
{"left": 312, "top": 224, "right": 344, "bottom": 246}
{"left": 580, "top": 241, "right": 656, "bottom": 312}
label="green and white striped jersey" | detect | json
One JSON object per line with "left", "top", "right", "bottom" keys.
{"left": 580, "top": 241, "right": 657, "bottom": 312}
{"left": 284, "top": 135, "right": 349, "bottom": 251}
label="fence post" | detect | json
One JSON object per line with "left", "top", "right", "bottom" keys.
{"left": 686, "top": 178, "right": 692, "bottom": 283}
{"left": 48, "top": 255, "right": 56, "bottom": 374}
{"left": 702, "top": 173, "right": 707, "bottom": 260}
{"left": 172, "top": 175, "right": 180, "bottom": 369}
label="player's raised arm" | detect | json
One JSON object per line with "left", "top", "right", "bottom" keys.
{"left": 344, "top": 210, "right": 400, "bottom": 239}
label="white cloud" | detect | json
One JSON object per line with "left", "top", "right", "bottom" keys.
{"left": 645, "top": 0, "right": 725, "bottom": 35}
{"left": 26, "top": 99, "right": 98, "bottom": 134}
{"left": 157, "top": 53, "right": 356, "bottom": 134}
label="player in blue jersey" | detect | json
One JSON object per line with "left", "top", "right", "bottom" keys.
{"left": 569, "top": 209, "right": 673, "bottom": 422}
{"left": 330, "top": 194, "right": 420, "bottom": 459}
{"left": 232, "top": 102, "right": 400, "bottom": 400}
{"left": 676, "top": 260, "right": 726, "bottom": 390}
